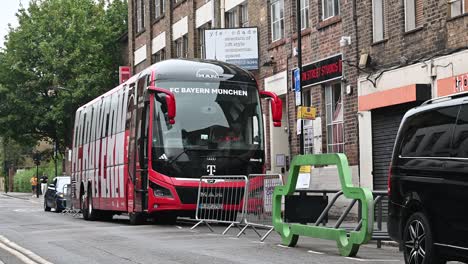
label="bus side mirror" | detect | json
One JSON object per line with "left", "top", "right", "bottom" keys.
{"left": 260, "top": 91, "right": 282, "bottom": 127}
{"left": 148, "top": 86, "right": 176, "bottom": 124}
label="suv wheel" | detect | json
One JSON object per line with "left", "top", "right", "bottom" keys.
{"left": 403, "top": 212, "right": 445, "bottom": 264}
{"left": 44, "top": 199, "right": 51, "bottom": 212}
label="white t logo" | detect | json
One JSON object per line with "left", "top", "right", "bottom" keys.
{"left": 207, "top": 165, "right": 216, "bottom": 175}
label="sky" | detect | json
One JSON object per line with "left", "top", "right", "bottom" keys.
{"left": 0, "top": 0, "right": 29, "bottom": 48}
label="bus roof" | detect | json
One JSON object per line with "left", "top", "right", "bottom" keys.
{"left": 77, "top": 59, "right": 256, "bottom": 112}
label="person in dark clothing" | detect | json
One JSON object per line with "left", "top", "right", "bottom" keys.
{"left": 40, "top": 174, "right": 48, "bottom": 195}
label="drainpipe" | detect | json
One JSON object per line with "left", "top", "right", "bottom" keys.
{"left": 220, "top": 0, "right": 225, "bottom": 28}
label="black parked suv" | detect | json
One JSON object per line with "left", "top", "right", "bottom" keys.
{"left": 388, "top": 94, "right": 468, "bottom": 264}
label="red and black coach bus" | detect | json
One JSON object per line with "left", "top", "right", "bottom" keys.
{"left": 71, "top": 59, "right": 282, "bottom": 224}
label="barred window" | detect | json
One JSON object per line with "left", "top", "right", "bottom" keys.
{"left": 226, "top": 8, "right": 239, "bottom": 28}
{"left": 325, "top": 83, "right": 344, "bottom": 153}
{"left": 175, "top": 35, "right": 188, "bottom": 58}
{"left": 153, "top": 49, "right": 165, "bottom": 62}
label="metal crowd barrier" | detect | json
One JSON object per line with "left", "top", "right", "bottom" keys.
{"left": 236, "top": 174, "right": 283, "bottom": 241}
{"left": 61, "top": 183, "right": 81, "bottom": 216}
{"left": 191, "top": 175, "right": 248, "bottom": 235}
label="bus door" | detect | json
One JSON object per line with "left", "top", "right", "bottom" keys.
{"left": 133, "top": 76, "right": 150, "bottom": 212}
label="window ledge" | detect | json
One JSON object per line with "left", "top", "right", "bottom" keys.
{"left": 152, "top": 14, "right": 166, "bottom": 25}
{"left": 292, "top": 28, "right": 312, "bottom": 40}
{"left": 135, "top": 29, "right": 146, "bottom": 38}
{"left": 371, "top": 38, "right": 388, "bottom": 46}
{"left": 268, "top": 38, "right": 287, "bottom": 50}
{"left": 447, "top": 12, "right": 468, "bottom": 22}
{"left": 173, "top": 0, "right": 186, "bottom": 8}
{"left": 404, "top": 26, "right": 424, "bottom": 35}
{"left": 317, "top": 16, "right": 341, "bottom": 30}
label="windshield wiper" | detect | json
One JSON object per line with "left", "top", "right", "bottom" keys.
{"left": 167, "top": 148, "right": 194, "bottom": 164}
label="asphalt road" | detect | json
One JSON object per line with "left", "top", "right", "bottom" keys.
{"left": 0, "top": 193, "right": 405, "bottom": 264}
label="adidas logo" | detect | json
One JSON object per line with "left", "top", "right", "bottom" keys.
{"left": 158, "top": 154, "right": 168, "bottom": 160}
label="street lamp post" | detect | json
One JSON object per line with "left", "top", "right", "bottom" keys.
{"left": 297, "top": 0, "right": 304, "bottom": 155}
{"left": 33, "top": 152, "right": 41, "bottom": 198}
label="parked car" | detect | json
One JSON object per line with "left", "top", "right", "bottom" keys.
{"left": 44, "top": 176, "right": 71, "bottom": 213}
{"left": 388, "top": 94, "right": 468, "bottom": 264}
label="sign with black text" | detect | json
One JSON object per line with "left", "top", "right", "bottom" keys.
{"left": 204, "top": 27, "right": 259, "bottom": 70}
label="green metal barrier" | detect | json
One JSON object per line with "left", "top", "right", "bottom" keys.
{"left": 272, "top": 154, "right": 374, "bottom": 257}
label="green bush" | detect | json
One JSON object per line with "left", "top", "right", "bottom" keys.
{"left": 13, "top": 159, "right": 63, "bottom": 193}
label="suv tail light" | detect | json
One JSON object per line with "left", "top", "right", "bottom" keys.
{"left": 387, "top": 162, "right": 392, "bottom": 196}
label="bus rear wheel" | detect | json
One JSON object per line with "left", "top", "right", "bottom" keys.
{"left": 82, "top": 188, "right": 96, "bottom": 221}
{"left": 129, "top": 212, "right": 145, "bottom": 225}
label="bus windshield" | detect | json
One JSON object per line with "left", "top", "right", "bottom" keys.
{"left": 151, "top": 80, "right": 264, "bottom": 178}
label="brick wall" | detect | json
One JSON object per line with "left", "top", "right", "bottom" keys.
{"left": 358, "top": 0, "right": 467, "bottom": 70}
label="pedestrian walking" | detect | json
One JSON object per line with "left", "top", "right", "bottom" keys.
{"left": 40, "top": 174, "right": 48, "bottom": 195}
{"left": 30, "top": 175, "right": 37, "bottom": 196}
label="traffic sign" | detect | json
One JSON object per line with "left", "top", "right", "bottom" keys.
{"left": 294, "top": 68, "right": 301, "bottom": 106}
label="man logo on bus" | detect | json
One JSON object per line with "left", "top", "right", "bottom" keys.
{"left": 207, "top": 165, "right": 216, "bottom": 175}
{"left": 196, "top": 68, "right": 220, "bottom": 79}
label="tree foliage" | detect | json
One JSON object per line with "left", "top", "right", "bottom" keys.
{"left": 0, "top": 0, "right": 128, "bottom": 150}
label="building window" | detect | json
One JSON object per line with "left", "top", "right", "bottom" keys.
{"left": 240, "top": 4, "right": 249, "bottom": 27}
{"left": 301, "top": 0, "right": 309, "bottom": 29}
{"left": 136, "top": 0, "right": 145, "bottom": 33}
{"left": 405, "top": 0, "right": 423, "bottom": 31}
{"left": 449, "top": 0, "right": 467, "bottom": 17}
{"left": 175, "top": 35, "right": 188, "bottom": 58}
{"left": 153, "top": 49, "right": 165, "bottom": 62}
{"left": 198, "top": 22, "right": 211, "bottom": 59}
{"left": 226, "top": 8, "right": 239, "bottom": 28}
{"left": 325, "top": 83, "right": 344, "bottom": 153}
{"left": 322, "top": 0, "right": 339, "bottom": 20}
{"left": 270, "top": 0, "right": 284, "bottom": 42}
{"left": 372, "top": 0, "right": 385, "bottom": 42}
{"left": 154, "top": 0, "right": 165, "bottom": 19}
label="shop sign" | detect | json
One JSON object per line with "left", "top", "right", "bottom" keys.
{"left": 297, "top": 106, "right": 317, "bottom": 120}
{"left": 301, "top": 54, "right": 342, "bottom": 87}
{"left": 437, "top": 72, "right": 468, "bottom": 97}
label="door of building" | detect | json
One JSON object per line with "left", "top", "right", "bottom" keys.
{"left": 371, "top": 102, "right": 418, "bottom": 219}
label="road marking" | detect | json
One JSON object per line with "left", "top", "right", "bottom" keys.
{"left": 307, "top": 250, "right": 325, "bottom": 255}
{"left": 175, "top": 226, "right": 182, "bottom": 229}
{"left": 226, "top": 237, "right": 239, "bottom": 240}
{"left": 277, "top": 244, "right": 290, "bottom": 248}
{"left": 0, "top": 236, "right": 53, "bottom": 264}
{"left": 345, "top": 257, "right": 401, "bottom": 262}
{"left": 250, "top": 241, "right": 264, "bottom": 244}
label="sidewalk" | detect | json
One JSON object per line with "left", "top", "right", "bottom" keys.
{"left": 1, "top": 192, "right": 41, "bottom": 200}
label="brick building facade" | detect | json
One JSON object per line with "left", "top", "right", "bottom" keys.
{"left": 127, "top": 0, "right": 467, "bottom": 191}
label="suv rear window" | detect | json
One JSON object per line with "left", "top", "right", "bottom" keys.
{"left": 399, "top": 106, "right": 459, "bottom": 157}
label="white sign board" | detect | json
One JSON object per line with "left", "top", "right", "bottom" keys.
{"left": 204, "top": 27, "right": 259, "bottom": 70}
{"left": 263, "top": 178, "right": 282, "bottom": 213}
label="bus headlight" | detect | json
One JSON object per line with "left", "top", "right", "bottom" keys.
{"left": 151, "top": 183, "right": 173, "bottom": 198}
